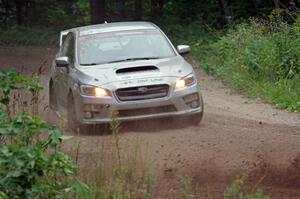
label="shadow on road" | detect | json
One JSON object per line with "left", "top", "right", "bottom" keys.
{"left": 71, "top": 117, "right": 204, "bottom": 136}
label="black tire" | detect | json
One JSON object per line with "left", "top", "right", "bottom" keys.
{"left": 188, "top": 111, "right": 203, "bottom": 126}
{"left": 186, "top": 95, "right": 204, "bottom": 126}
{"left": 67, "top": 93, "right": 80, "bottom": 133}
{"left": 67, "top": 94, "right": 105, "bottom": 134}
{"left": 49, "top": 80, "right": 58, "bottom": 111}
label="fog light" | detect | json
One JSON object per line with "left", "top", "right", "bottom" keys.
{"left": 83, "top": 104, "right": 92, "bottom": 111}
{"left": 183, "top": 93, "right": 199, "bottom": 103}
{"left": 190, "top": 100, "right": 200, "bottom": 108}
{"left": 84, "top": 111, "right": 93, "bottom": 119}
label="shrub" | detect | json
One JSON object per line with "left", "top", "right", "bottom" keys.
{"left": 0, "top": 70, "right": 84, "bottom": 199}
{"left": 199, "top": 17, "right": 300, "bottom": 112}
{"left": 0, "top": 69, "right": 155, "bottom": 199}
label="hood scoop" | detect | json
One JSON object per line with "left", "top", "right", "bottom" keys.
{"left": 116, "top": 66, "right": 159, "bottom": 75}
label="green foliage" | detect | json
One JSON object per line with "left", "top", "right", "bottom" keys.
{"left": 71, "top": 180, "right": 94, "bottom": 199}
{"left": 69, "top": 111, "right": 155, "bottom": 199}
{"left": 159, "top": 18, "right": 218, "bottom": 49}
{"left": 224, "top": 174, "right": 270, "bottom": 199}
{"left": 1, "top": 0, "right": 298, "bottom": 46}
{"left": 0, "top": 69, "right": 154, "bottom": 199}
{"left": 0, "top": 70, "right": 43, "bottom": 107}
{"left": 0, "top": 70, "right": 83, "bottom": 199}
{"left": 82, "top": 112, "right": 155, "bottom": 199}
{"left": 0, "top": 143, "right": 76, "bottom": 198}
{"left": 163, "top": 0, "right": 221, "bottom": 24}
{"left": 246, "top": 191, "right": 271, "bottom": 199}
{"left": 0, "top": 27, "right": 58, "bottom": 46}
{"left": 37, "top": 0, "right": 90, "bottom": 28}
{"left": 224, "top": 174, "right": 247, "bottom": 199}
{"left": 178, "top": 175, "right": 194, "bottom": 199}
{"left": 73, "top": 0, "right": 91, "bottom": 25}
{"left": 198, "top": 17, "right": 300, "bottom": 112}
{"left": 174, "top": 174, "right": 270, "bottom": 199}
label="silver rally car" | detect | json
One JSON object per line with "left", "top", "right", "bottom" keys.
{"left": 49, "top": 21, "right": 204, "bottom": 131}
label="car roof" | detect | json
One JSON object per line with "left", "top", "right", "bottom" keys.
{"left": 59, "top": 21, "right": 158, "bottom": 46}
{"left": 66, "top": 21, "right": 156, "bottom": 35}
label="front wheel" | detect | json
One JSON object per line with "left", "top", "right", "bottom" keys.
{"left": 187, "top": 112, "right": 203, "bottom": 126}
{"left": 186, "top": 95, "right": 204, "bottom": 126}
{"left": 67, "top": 94, "right": 81, "bottom": 133}
{"left": 67, "top": 94, "right": 105, "bottom": 134}
{"left": 49, "top": 80, "right": 58, "bottom": 111}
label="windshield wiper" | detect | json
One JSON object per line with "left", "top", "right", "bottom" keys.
{"left": 80, "top": 63, "right": 100, "bottom": 66}
{"left": 107, "top": 57, "right": 161, "bottom": 64}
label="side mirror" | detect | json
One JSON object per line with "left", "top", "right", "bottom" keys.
{"left": 55, "top": 56, "right": 69, "bottom": 67}
{"left": 177, "top": 45, "right": 191, "bottom": 55}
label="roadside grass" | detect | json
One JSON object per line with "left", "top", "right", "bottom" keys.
{"left": 71, "top": 112, "right": 155, "bottom": 199}
{"left": 173, "top": 18, "right": 300, "bottom": 112}
{"left": 224, "top": 174, "right": 269, "bottom": 199}
{"left": 176, "top": 173, "right": 270, "bottom": 199}
{"left": 75, "top": 138, "right": 155, "bottom": 199}
{"left": 0, "top": 70, "right": 82, "bottom": 198}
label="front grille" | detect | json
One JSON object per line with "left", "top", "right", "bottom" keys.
{"left": 116, "top": 84, "right": 169, "bottom": 101}
{"left": 118, "top": 105, "right": 177, "bottom": 117}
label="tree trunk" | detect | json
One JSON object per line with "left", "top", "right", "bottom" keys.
{"left": 90, "top": 0, "right": 106, "bottom": 24}
{"left": 252, "top": 0, "right": 259, "bottom": 15}
{"left": 134, "top": 0, "right": 142, "bottom": 20}
{"left": 2, "top": 0, "right": 10, "bottom": 25}
{"left": 66, "top": 0, "right": 75, "bottom": 15}
{"left": 273, "top": 0, "right": 280, "bottom": 8}
{"left": 23, "top": 0, "right": 32, "bottom": 21}
{"left": 218, "top": 0, "right": 231, "bottom": 16}
{"left": 288, "top": 0, "right": 297, "bottom": 11}
{"left": 151, "top": 0, "right": 163, "bottom": 19}
{"left": 157, "top": 0, "right": 164, "bottom": 17}
{"left": 218, "top": 0, "right": 231, "bottom": 23}
{"left": 15, "top": 0, "right": 23, "bottom": 25}
{"left": 150, "top": 0, "right": 158, "bottom": 18}
{"left": 119, "top": 0, "right": 126, "bottom": 19}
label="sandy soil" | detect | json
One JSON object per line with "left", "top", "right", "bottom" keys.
{"left": 1, "top": 46, "right": 300, "bottom": 198}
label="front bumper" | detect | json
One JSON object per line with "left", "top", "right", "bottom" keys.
{"left": 75, "top": 83, "right": 203, "bottom": 124}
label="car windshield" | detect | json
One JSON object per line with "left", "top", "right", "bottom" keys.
{"left": 78, "top": 29, "right": 176, "bottom": 66}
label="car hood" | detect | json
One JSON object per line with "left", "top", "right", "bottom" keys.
{"left": 76, "top": 56, "right": 193, "bottom": 86}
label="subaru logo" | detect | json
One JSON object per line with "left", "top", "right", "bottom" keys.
{"left": 137, "top": 87, "right": 148, "bottom": 93}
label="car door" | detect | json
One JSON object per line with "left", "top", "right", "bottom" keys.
{"left": 56, "top": 32, "right": 76, "bottom": 108}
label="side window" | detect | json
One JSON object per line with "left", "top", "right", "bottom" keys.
{"left": 61, "top": 34, "right": 67, "bottom": 46}
{"left": 67, "top": 34, "right": 75, "bottom": 65}
{"left": 60, "top": 33, "right": 75, "bottom": 66}
{"left": 60, "top": 34, "right": 70, "bottom": 56}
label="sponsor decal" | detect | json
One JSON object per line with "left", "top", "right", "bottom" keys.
{"left": 122, "top": 78, "right": 164, "bottom": 86}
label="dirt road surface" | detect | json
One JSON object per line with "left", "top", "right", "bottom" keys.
{"left": 1, "top": 46, "right": 300, "bottom": 198}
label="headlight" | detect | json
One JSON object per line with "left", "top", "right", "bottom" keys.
{"left": 80, "top": 85, "right": 110, "bottom": 97}
{"left": 175, "top": 74, "right": 196, "bottom": 90}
